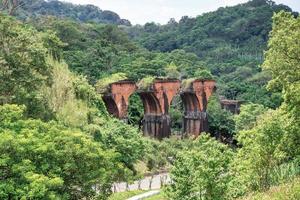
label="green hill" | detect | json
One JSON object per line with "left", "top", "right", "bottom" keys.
{"left": 17, "top": 0, "right": 297, "bottom": 108}
{"left": 124, "top": 0, "right": 297, "bottom": 106}
{"left": 15, "top": 0, "right": 131, "bottom": 25}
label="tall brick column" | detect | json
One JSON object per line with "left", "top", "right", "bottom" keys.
{"left": 138, "top": 79, "right": 181, "bottom": 139}
{"left": 102, "top": 80, "right": 137, "bottom": 120}
{"left": 181, "top": 79, "right": 216, "bottom": 137}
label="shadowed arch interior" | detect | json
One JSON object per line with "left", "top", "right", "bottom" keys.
{"left": 202, "top": 91, "right": 208, "bottom": 112}
{"left": 181, "top": 92, "right": 201, "bottom": 113}
{"left": 102, "top": 96, "right": 119, "bottom": 118}
{"left": 139, "top": 92, "right": 162, "bottom": 114}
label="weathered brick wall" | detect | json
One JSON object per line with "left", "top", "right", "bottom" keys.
{"left": 101, "top": 79, "right": 216, "bottom": 139}
{"left": 181, "top": 79, "right": 216, "bottom": 137}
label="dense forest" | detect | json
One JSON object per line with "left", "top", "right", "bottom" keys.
{"left": 126, "top": 0, "right": 298, "bottom": 107}
{"left": 7, "top": 0, "right": 131, "bottom": 25}
{"left": 0, "top": 0, "right": 299, "bottom": 199}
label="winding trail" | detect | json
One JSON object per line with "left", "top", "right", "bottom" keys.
{"left": 126, "top": 190, "right": 160, "bottom": 200}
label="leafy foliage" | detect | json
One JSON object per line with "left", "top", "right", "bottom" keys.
{"left": 166, "top": 134, "right": 233, "bottom": 200}
{"left": 194, "top": 69, "right": 214, "bottom": 80}
{"left": 15, "top": 0, "right": 131, "bottom": 25}
{"left": 0, "top": 13, "right": 52, "bottom": 119}
{"left": 207, "top": 95, "right": 235, "bottom": 142}
{"left": 262, "top": 11, "right": 300, "bottom": 117}
{"left": 234, "top": 103, "right": 267, "bottom": 132}
{"left": 230, "top": 109, "right": 297, "bottom": 196}
{"left": 0, "top": 104, "right": 116, "bottom": 199}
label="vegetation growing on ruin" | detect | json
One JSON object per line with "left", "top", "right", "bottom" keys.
{"left": 95, "top": 73, "right": 128, "bottom": 93}
{"left": 137, "top": 76, "right": 155, "bottom": 90}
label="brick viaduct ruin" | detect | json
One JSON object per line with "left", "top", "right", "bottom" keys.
{"left": 101, "top": 79, "right": 216, "bottom": 139}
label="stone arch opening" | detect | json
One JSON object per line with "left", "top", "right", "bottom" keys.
{"left": 100, "top": 80, "right": 137, "bottom": 121}
{"left": 181, "top": 92, "right": 201, "bottom": 112}
{"left": 139, "top": 92, "right": 162, "bottom": 115}
{"left": 102, "top": 95, "right": 119, "bottom": 118}
{"left": 137, "top": 79, "right": 181, "bottom": 139}
{"left": 127, "top": 92, "right": 144, "bottom": 127}
{"left": 169, "top": 94, "right": 183, "bottom": 136}
{"left": 138, "top": 92, "right": 163, "bottom": 138}
{"left": 180, "top": 92, "right": 202, "bottom": 136}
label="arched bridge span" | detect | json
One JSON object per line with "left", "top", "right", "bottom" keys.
{"left": 100, "top": 79, "right": 216, "bottom": 139}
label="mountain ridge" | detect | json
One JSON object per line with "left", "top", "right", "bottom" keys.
{"left": 16, "top": 0, "right": 131, "bottom": 26}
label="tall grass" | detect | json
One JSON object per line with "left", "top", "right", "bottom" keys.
{"left": 268, "top": 160, "right": 300, "bottom": 186}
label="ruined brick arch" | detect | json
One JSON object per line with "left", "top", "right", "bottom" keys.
{"left": 100, "top": 79, "right": 216, "bottom": 139}
{"left": 101, "top": 80, "right": 137, "bottom": 120}
{"left": 180, "top": 80, "right": 216, "bottom": 137}
{"left": 137, "top": 79, "right": 181, "bottom": 139}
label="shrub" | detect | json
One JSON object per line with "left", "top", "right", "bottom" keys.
{"left": 229, "top": 108, "right": 300, "bottom": 198}
{"left": 96, "top": 73, "right": 128, "bottom": 93}
{"left": 165, "top": 134, "right": 233, "bottom": 200}
{"left": 181, "top": 78, "right": 195, "bottom": 90}
{"left": 0, "top": 104, "right": 116, "bottom": 199}
{"left": 137, "top": 76, "right": 155, "bottom": 90}
{"left": 194, "top": 69, "right": 214, "bottom": 80}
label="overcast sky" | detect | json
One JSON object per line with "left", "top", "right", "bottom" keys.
{"left": 64, "top": 0, "right": 300, "bottom": 25}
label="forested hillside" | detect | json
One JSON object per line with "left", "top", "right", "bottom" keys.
{"left": 0, "top": 0, "right": 299, "bottom": 199}
{"left": 5, "top": 0, "right": 297, "bottom": 108}
{"left": 126, "top": 0, "right": 298, "bottom": 107}
{"left": 11, "top": 0, "right": 131, "bottom": 25}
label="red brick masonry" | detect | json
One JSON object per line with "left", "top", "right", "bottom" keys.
{"left": 102, "top": 79, "right": 216, "bottom": 139}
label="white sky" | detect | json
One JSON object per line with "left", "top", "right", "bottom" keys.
{"left": 63, "top": 0, "right": 300, "bottom": 25}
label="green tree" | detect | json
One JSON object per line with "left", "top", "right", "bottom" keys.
{"left": 207, "top": 95, "right": 235, "bottom": 142}
{"left": 230, "top": 109, "right": 299, "bottom": 198}
{"left": 85, "top": 118, "right": 145, "bottom": 182}
{"left": 165, "top": 62, "right": 180, "bottom": 79}
{"left": 166, "top": 134, "right": 233, "bottom": 200}
{"left": 0, "top": 14, "right": 51, "bottom": 118}
{"left": 234, "top": 103, "right": 266, "bottom": 132}
{"left": 0, "top": 104, "right": 116, "bottom": 199}
{"left": 262, "top": 11, "right": 300, "bottom": 117}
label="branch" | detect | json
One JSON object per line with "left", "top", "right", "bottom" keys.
{"left": 1, "top": 0, "right": 9, "bottom": 11}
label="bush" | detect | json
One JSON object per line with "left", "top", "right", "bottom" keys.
{"left": 137, "top": 76, "right": 155, "bottom": 90}
{"left": 0, "top": 104, "right": 116, "bottom": 199}
{"left": 234, "top": 103, "right": 267, "bottom": 132}
{"left": 96, "top": 73, "right": 128, "bottom": 93}
{"left": 194, "top": 69, "right": 214, "bottom": 80}
{"left": 86, "top": 118, "right": 146, "bottom": 182}
{"left": 181, "top": 78, "right": 195, "bottom": 90}
{"left": 241, "top": 177, "right": 300, "bottom": 200}
{"left": 165, "top": 134, "right": 233, "bottom": 200}
{"left": 229, "top": 108, "right": 300, "bottom": 198}
{"left": 207, "top": 95, "right": 235, "bottom": 141}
